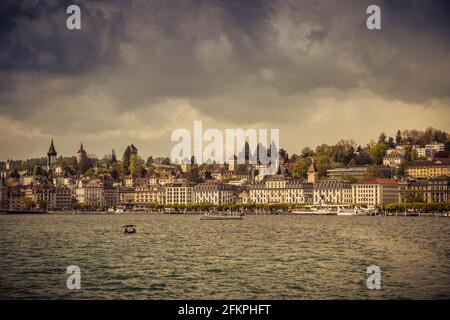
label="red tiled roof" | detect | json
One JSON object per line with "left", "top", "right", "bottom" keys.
{"left": 354, "top": 178, "right": 398, "bottom": 185}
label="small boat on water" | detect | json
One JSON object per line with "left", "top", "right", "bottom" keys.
{"left": 123, "top": 225, "right": 136, "bottom": 234}
{"left": 200, "top": 212, "right": 244, "bottom": 220}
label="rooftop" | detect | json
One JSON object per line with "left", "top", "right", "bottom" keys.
{"left": 354, "top": 178, "right": 398, "bottom": 185}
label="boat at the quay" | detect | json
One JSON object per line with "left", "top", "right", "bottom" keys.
{"left": 200, "top": 212, "right": 244, "bottom": 220}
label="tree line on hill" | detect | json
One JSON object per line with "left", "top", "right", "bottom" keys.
{"left": 1, "top": 127, "right": 449, "bottom": 181}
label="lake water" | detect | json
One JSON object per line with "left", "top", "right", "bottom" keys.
{"left": 0, "top": 214, "right": 449, "bottom": 299}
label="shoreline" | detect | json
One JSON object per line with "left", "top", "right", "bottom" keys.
{"left": 1, "top": 210, "right": 449, "bottom": 217}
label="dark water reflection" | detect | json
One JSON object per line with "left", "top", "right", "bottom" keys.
{"left": 0, "top": 214, "right": 449, "bottom": 299}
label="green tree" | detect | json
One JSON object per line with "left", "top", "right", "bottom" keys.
{"left": 395, "top": 130, "right": 402, "bottom": 145}
{"left": 122, "top": 146, "right": 131, "bottom": 175}
{"left": 356, "top": 148, "right": 372, "bottom": 165}
{"left": 388, "top": 137, "right": 395, "bottom": 148}
{"left": 111, "top": 168, "right": 119, "bottom": 180}
{"left": 10, "top": 169, "right": 20, "bottom": 179}
{"left": 404, "top": 190, "right": 424, "bottom": 203}
{"left": 315, "top": 154, "right": 334, "bottom": 177}
{"left": 368, "top": 143, "right": 388, "bottom": 165}
{"left": 341, "top": 174, "right": 356, "bottom": 182}
{"left": 37, "top": 200, "right": 47, "bottom": 210}
{"left": 187, "top": 167, "right": 201, "bottom": 183}
{"left": 378, "top": 132, "right": 387, "bottom": 144}
{"left": 83, "top": 168, "right": 96, "bottom": 177}
{"left": 300, "top": 147, "right": 315, "bottom": 158}
{"left": 291, "top": 157, "right": 311, "bottom": 179}
{"left": 20, "top": 197, "right": 35, "bottom": 209}
{"left": 111, "top": 149, "right": 117, "bottom": 163}
{"left": 129, "top": 154, "right": 144, "bottom": 177}
{"left": 364, "top": 165, "right": 384, "bottom": 178}
{"left": 32, "top": 165, "right": 43, "bottom": 176}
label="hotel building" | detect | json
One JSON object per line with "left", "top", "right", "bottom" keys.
{"left": 193, "top": 182, "right": 239, "bottom": 205}
{"left": 352, "top": 178, "right": 399, "bottom": 206}
{"left": 313, "top": 180, "right": 352, "bottom": 205}
{"left": 405, "top": 159, "right": 450, "bottom": 179}
{"left": 249, "top": 175, "right": 313, "bottom": 204}
{"left": 165, "top": 182, "right": 195, "bottom": 205}
{"left": 398, "top": 176, "right": 450, "bottom": 203}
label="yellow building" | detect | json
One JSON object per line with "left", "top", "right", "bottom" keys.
{"left": 405, "top": 159, "right": 450, "bottom": 179}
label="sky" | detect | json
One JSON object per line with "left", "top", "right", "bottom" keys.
{"left": 0, "top": 0, "right": 449, "bottom": 161}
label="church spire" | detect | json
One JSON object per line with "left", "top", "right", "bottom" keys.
{"left": 47, "top": 139, "right": 57, "bottom": 156}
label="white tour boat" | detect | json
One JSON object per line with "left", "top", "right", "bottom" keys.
{"left": 291, "top": 206, "right": 336, "bottom": 215}
{"left": 200, "top": 212, "right": 244, "bottom": 220}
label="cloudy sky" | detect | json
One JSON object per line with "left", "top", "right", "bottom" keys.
{"left": 0, "top": 0, "right": 449, "bottom": 161}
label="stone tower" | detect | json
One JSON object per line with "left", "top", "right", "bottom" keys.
{"left": 307, "top": 159, "right": 319, "bottom": 184}
{"left": 76, "top": 142, "right": 90, "bottom": 174}
{"left": 47, "top": 139, "right": 57, "bottom": 171}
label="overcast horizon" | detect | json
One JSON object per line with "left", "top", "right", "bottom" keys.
{"left": 1, "top": 0, "right": 449, "bottom": 161}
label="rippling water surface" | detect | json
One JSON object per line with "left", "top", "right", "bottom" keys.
{"left": 0, "top": 214, "right": 449, "bottom": 299}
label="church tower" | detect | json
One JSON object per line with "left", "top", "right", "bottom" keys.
{"left": 76, "top": 142, "right": 90, "bottom": 174}
{"left": 47, "top": 139, "right": 57, "bottom": 171}
{"left": 307, "top": 158, "right": 319, "bottom": 184}
{"left": 0, "top": 173, "right": 8, "bottom": 209}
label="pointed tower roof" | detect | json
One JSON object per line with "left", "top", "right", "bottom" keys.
{"left": 78, "top": 142, "right": 85, "bottom": 153}
{"left": 47, "top": 139, "right": 57, "bottom": 156}
{"left": 308, "top": 160, "right": 318, "bottom": 173}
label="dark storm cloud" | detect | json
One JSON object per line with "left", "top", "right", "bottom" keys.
{"left": 0, "top": 0, "right": 449, "bottom": 159}
{"left": 349, "top": 0, "right": 450, "bottom": 103}
{"left": 0, "top": 0, "right": 128, "bottom": 73}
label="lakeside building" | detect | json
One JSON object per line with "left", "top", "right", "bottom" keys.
{"left": 27, "top": 185, "right": 72, "bottom": 210}
{"left": 327, "top": 165, "right": 391, "bottom": 179}
{"left": 405, "top": 159, "right": 450, "bottom": 179}
{"left": 236, "top": 191, "right": 249, "bottom": 204}
{"left": 193, "top": 182, "right": 239, "bottom": 205}
{"left": 249, "top": 174, "right": 313, "bottom": 204}
{"left": 118, "top": 186, "right": 135, "bottom": 206}
{"left": 8, "top": 187, "right": 24, "bottom": 209}
{"left": 165, "top": 182, "right": 195, "bottom": 205}
{"left": 398, "top": 176, "right": 450, "bottom": 203}
{"left": 0, "top": 174, "right": 8, "bottom": 209}
{"left": 313, "top": 180, "right": 352, "bottom": 205}
{"left": 352, "top": 178, "right": 399, "bottom": 206}
{"left": 75, "top": 180, "right": 104, "bottom": 207}
{"left": 134, "top": 185, "right": 165, "bottom": 210}
{"left": 103, "top": 186, "right": 119, "bottom": 208}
